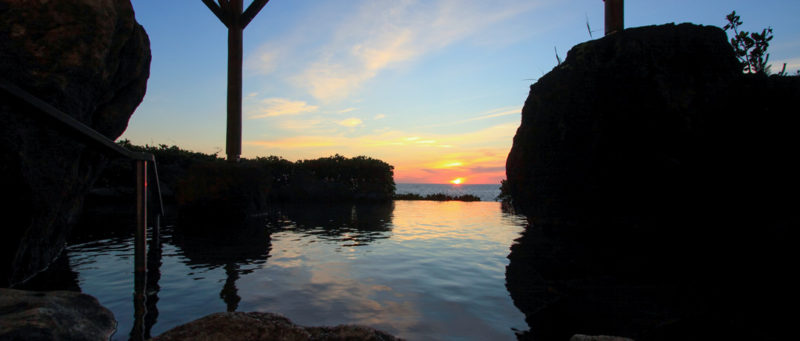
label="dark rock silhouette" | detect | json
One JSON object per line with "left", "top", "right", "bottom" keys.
{"left": 505, "top": 23, "right": 799, "bottom": 339}
{"left": 0, "top": 0, "right": 150, "bottom": 286}
{"left": 0, "top": 288, "right": 116, "bottom": 340}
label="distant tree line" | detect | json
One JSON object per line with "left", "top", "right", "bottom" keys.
{"left": 96, "top": 140, "right": 395, "bottom": 203}
{"left": 394, "top": 193, "right": 481, "bottom": 202}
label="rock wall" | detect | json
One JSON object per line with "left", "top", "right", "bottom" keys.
{"left": 0, "top": 0, "right": 150, "bottom": 286}
{"left": 505, "top": 23, "right": 799, "bottom": 339}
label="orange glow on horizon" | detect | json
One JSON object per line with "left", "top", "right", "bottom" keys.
{"left": 450, "top": 177, "right": 465, "bottom": 185}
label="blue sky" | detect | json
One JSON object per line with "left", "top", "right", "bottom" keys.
{"left": 125, "top": 0, "right": 800, "bottom": 183}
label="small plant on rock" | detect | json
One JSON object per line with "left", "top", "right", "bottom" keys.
{"left": 724, "top": 11, "right": 777, "bottom": 75}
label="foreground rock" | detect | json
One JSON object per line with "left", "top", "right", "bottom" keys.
{"left": 505, "top": 23, "right": 799, "bottom": 339}
{"left": 570, "top": 336, "right": 633, "bottom": 341}
{"left": 154, "top": 312, "right": 401, "bottom": 341}
{"left": 0, "top": 0, "right": 150, "bottom": 285}
{"left": 0, "top": 288, "right": 116, "bottom": 340}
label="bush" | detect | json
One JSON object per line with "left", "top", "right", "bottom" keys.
{"left": 724, "top": 11, "right": 778, "bottom": 75}
{"left": 95, "top": 142, "right": 395, "bottom": 203}
{"left": 496, "top": 179, "right": 512, "bottom": 203}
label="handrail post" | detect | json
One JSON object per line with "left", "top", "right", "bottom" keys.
{"left": 135, "top": 160, "right": 148, "bottom": 277}
{"left": 148, "top": 159, "right": 163, "bottom": 242}
{"left": 133, "top": 159, "right": 148, "bottom": 340}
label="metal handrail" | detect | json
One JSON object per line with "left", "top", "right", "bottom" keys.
{"left": 0, "top": 77, "right": 165, "bottom": 216}
{"left": 1, "top": 77, "right": 164, "bottom": 292}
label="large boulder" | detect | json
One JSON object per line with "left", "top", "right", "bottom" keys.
{"left": 0, "top": 0, "right": 150, "bottom": 286}
{"left": 505, "top": 23, "right": 799, "bottom": 339}
{"left": 153, "top": 312, "right": 401, "bottom": 341}
{"left": 0, "top": 288, "right": 117, "bottom": 340}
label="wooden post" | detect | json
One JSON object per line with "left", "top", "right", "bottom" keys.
{"left": 201, "top": 0, "right": 271, "bottom": 163}
{"left": 226, "top": 0, "right": 244, "bottom": 163}
{"left": 604, "top": 0, "right": 624, "bottom": 35}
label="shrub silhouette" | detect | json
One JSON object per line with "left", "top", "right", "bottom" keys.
{"left": 97, "top": 141, "right": 396, "bottom": 203}
{"left": 724, "top": 10, "right": 777, "bottom": 75}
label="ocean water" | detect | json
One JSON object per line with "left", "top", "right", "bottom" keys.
{"left": 27, "top": 187, "right": 527, "bottom": 340}
{"left": 396, "top": 183, "right": 501, "bottom": 202}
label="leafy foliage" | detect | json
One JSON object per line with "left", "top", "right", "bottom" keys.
{"left": 285, "top": 154, "right": 396, "bottom": 201}
{"left": 97, "top": 141, "right": 395, "bottom": 202}
{"left": 723, "top": 11, "right": 776, "bottom": 75}
{"left": 495, "top": 179, "right": 512, "bottom": 203}
{"left": 96, "top": 139, "right": 223, "bottom": 191}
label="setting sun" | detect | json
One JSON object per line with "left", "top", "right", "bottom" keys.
{"left": 450, "top": 178, "right": 465, "bottom": 185}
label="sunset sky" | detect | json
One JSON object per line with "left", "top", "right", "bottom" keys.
{"left": 124, "top": 0, "right": 800, "bottom": 184}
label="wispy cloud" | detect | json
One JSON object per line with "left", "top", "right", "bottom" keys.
{"left": 338, "top": 107, "right": 358, "bottom": 114}
{"left": 275, "top": 118, "right": 328, "bottom": 133}
{"left": 245, "top": 43, "right": 284, "bottom": 75}
{"left": 338, "top": 118, "right": 364, "bottom": 127}
{"left": 246, "top": 136, "right": 341, "bottom": 148}
{"left": 243, "top": 121, "right": 518, "bottom": 183}
{"left": 461, "top": 106, "right": 521, "bottom": 122}
{"left": 248, "top": 98, "right": 319, "bottom": 118}
{"left": 422, "top": 106, "right": 521, "bottom": 128}
{"left": 245, "top": 122, "right": 516, "bottom": 152}
{"left": 288, "top": 0, "right": 543, "bottom": 101}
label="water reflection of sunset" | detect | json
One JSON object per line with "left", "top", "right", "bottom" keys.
{"left": 390, "top": 201, "right": 525, "bottom": 244}
{"left": 65, "top": 200, "right": 528, "bottom": 340}
{"left": 252, "top": 201, "right": 528, "bottom": 339}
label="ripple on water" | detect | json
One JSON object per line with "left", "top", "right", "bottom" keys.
{"left": 51, "top": 201, "right": 528, "bottom": 340}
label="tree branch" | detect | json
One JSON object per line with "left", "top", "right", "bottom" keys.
{"left": 241, "top": 0, "right": 270, "bottom": 28}
{"left": 201, "top": 0, "right": 229, "bottom": 27}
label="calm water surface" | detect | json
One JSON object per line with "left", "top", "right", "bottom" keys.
{"left": 396, "top": 183, "right": 501, "bottom": 202}
{"left": 62, "top": 200, "right": 527, "bottom": 340}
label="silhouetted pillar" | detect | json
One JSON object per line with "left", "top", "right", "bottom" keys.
{"left": 202, "top": 0, "right": 270, "bottom": 162}
{"left": 226, "top": 0, "right": 244, "bottom": 163}
{"left": 604, "top": 0, "right": 624, "bottom": 35}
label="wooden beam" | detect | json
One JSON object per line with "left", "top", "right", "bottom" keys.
{"left": 201, "top": 0, "right": 229, "bottom": 27}
{"left": 241, "top": 0, "right": 270, "bottom": 28}
{"left": 218, "top": 0, "right": 231, "bottom": 13}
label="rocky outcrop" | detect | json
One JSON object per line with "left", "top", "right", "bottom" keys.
{"left": 0, "top": 288, "right": 116, "bottom": 340}
{"left": 0, "top": 0, "right": 150, "bottom": 285}
{"left": 153, "top": 312, "right": 401, "bottom": 341}
{"left": 505, "top": 23, "right": 799, "bottom": 339}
